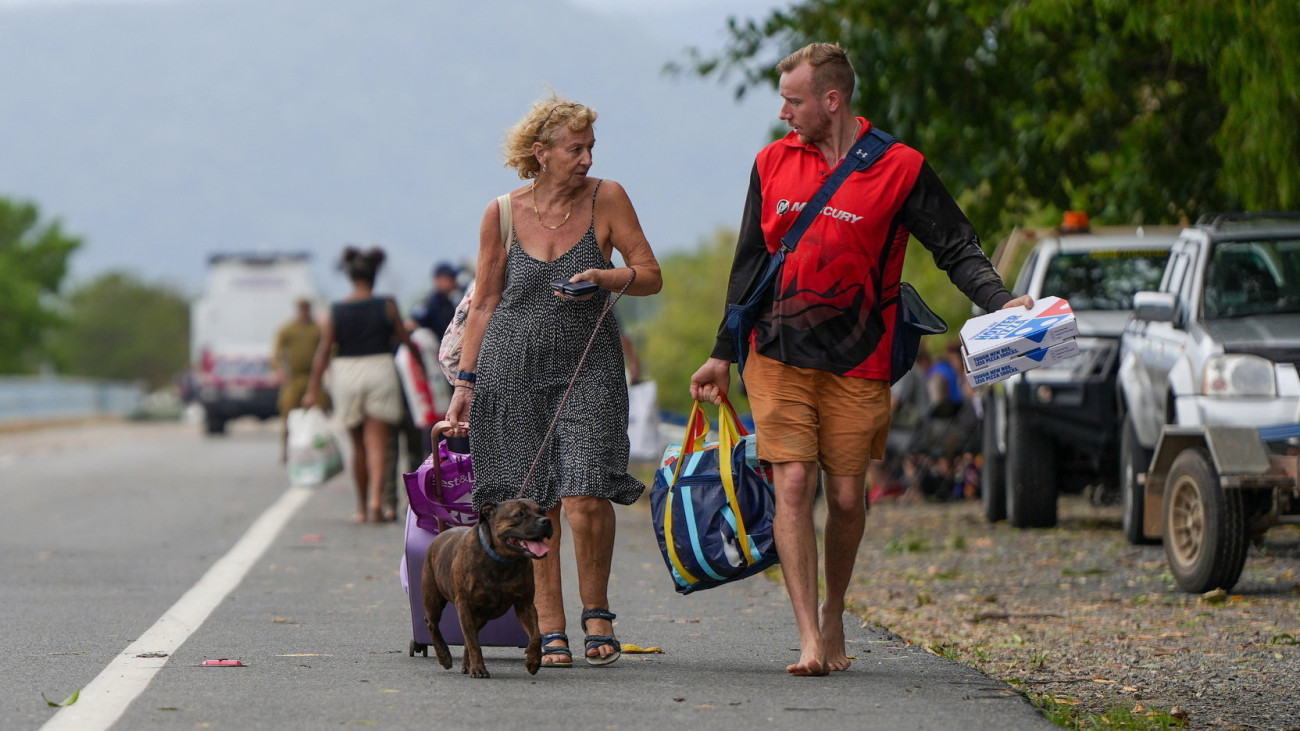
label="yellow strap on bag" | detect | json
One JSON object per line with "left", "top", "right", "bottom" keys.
{"left": 670, "top": 401, "right": 712, "bottom": 483}
{"left": 662, "top": 489, "right": 699, "bottom": 586}
{"left": 664, "top": 401, "right": 711, "bottom": 586}
{"left": 715, "top": 399, "right": 753, "bottom": 567}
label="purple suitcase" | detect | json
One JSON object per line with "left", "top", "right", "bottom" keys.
{"left": 401, "top": 423, "right": 528, "bottom": 656}
{"left": 400, "top": 509, "right": 529, "bottom": 655}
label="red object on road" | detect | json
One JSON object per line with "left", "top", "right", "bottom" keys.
{"left": 201, "top": 659, "right": 244, "bottom": 667}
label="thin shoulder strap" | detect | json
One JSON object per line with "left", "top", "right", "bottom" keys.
{"left": 496, "top": 193, "right": 513, "bottom": 249}
{"left": 588, "top": 179, "right": 604, "bottom": 227}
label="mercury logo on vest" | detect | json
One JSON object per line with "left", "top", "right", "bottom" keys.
{"left": 774, "top": 199, "right": 863, "bottom": 224}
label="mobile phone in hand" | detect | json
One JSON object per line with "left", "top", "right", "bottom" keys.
{"left": 549, "top": 279, "right": 600, "bottom": 297}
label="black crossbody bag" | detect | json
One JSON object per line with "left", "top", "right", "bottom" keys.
{"left": 724, "top": 128, "right": 946, "bottom": 382}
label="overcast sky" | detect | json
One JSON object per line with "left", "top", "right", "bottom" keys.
{"left": 0, "top": 0, "right": 794, "bottom": 300}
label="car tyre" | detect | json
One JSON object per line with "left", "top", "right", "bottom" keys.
{"left": 1120, "top": 415, "right": 1157, "bottom": 545}
{"left": 981, "top": 396, "right": 1006, "bottom": 523}
{"left": 1163, "top": 447, "right": 1248, "bottom": 593}
{"left": 204, "top": 412, "right": 227, "bottom": 435}
{"left": 1005, "top": 405, "right": 1057, "bottom": 528}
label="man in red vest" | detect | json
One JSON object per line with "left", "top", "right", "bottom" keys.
{"left": 691, "top": 42, "right": 1031, "bottom": 676}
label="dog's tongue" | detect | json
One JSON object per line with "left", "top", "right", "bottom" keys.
{"left": 523, "top": 539, "right": 549, "bottom": 558}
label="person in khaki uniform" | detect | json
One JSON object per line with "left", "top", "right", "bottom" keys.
{"left": 274, "top": 298, "right": 327, "bottom": 462}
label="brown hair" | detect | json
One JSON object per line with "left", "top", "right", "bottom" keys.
{"left": 777, "top": 42, "right": 855, "bottom": 103}
{"left": 502, "top": 93, "right": 599, "bottom": 180}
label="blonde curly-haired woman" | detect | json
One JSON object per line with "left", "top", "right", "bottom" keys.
{"left": 445, "top": 94, "right": 662, "bottom": 667}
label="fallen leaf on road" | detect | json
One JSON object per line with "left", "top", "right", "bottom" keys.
{"left": 1199, "top": 588, "right": 1228, "bottom": 605}
{"left": 620, "top": 644, "right": 663, "bottom": 654}
{"left": 42, "top": 690, "right": 79, "bottom": 708}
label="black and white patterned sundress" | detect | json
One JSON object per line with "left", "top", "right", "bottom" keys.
{"left": 469, "top": 181, "right": 645, "bottom": 512}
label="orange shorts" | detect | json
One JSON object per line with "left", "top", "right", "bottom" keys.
{"left": 744, "top": 350, "right": 891, "bottom": 476}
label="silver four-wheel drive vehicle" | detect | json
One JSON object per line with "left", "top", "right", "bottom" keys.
{"left": 981, "top": 222, "right": 1176, "bottom": 528}
{"left": 1117, "top": 212, "right": 1300, "bottom": 593}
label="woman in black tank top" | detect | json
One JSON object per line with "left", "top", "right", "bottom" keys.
{"left": 304, "top": 246, "right": 427, "bottom": 523}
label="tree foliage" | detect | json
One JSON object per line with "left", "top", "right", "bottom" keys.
{"left": 50, "top": 271, "right": 190, "bottom": 389}
{"left": 677, "top": 0, "right": 1298, "bottom": 239}
{"left": 0, "top": 199, "right": 81, "bottom": 373}
{"left": 641, "top": 229, "right": 751, "bottom": 416}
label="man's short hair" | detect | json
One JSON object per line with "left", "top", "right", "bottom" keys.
{"left": 777, "top": 42, "right": 855, "bottom": 103}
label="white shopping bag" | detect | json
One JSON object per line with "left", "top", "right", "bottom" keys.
{"left": 627, "top": 380, "right": 663, "bottom": 462}
{"left": 286, "top": 407, "right": 344, "bottom": 486}
{"left": 396, "top": 328, "right": 446, "bottom": 429}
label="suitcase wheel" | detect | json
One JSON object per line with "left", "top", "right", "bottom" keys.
{"left": 409, "top": 639, "right": 428, "bottom": 657}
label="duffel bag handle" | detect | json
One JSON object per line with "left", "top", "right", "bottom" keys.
{"left": 714, "top": 398, "right": 753, "bottom": 565}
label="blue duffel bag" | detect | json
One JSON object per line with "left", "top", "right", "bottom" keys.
{"left": 650, "top": 397, "right": 779, "bottom": 594}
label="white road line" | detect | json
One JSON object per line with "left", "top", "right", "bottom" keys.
{"left": 41, "top": 484, "right": 316, "bottom": 731}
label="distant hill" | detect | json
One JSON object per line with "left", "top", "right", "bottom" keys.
{"left": 0, "top": 0, "right": 779, "bottom": 300}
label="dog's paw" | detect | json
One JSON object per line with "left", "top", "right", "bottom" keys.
{"left": 526, "top": 659, "right": 540, "bottom": 675}
{"left": 433, "top": 648, "right": 453, "bottom": 668}
{"left": 469, "top": 666, "right": 491, "bottom": 679}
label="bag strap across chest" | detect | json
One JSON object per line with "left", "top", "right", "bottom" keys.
{"left": 778, "top": 127, "right": 897, "bottom": 253}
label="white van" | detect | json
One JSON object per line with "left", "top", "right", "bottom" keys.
{"left": 190, "top": 252, "right": 321, "bottom": 434}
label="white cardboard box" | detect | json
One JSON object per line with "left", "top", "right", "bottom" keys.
{"left": 960, "top": 296, "right": 1078, "bottom": 372}
{"left": 963, "top": 339, "right": 1082, "bottom": 388}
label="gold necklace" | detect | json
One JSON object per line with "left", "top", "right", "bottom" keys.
{"left": 531, "top": 182, "right": 578, "bottom": 230}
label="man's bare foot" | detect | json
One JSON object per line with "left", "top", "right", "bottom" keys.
{"left": 819, "top": 604, "right": 851, "bottom": 671}
{"left": 787, "top": 655, "right": 829, "bottom": 677}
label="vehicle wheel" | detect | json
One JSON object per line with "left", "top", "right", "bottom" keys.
{"left": 204, "top": 414, "right": 227, "bottom": 435}
{"left": 1005, "top": 405, "right": 1057, "bottom": 528}
{"left": 1163, "top": 448, "right": 1249, "bottom": 593}
{"left": 409, "top": 639, "right": 427, "bottom": 658}
{"left": 1120, "top": 415, "right": 1157, "bottom": 545}
{"left": 980, "top": 397, "right": 1006, "bottom": 523}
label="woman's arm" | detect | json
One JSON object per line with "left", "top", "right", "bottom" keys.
{"left": 574, "top": 179, "right": 662, "bottom": 296}
{"left": 455, "top": 198, "right": 510, "bottom": 375}
{"left": 445, "top": 198, "right": 511, "bottom": 428}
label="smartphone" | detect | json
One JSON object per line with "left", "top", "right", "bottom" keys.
{"left": 549, "top": 279, "right": 600, "bottom": 297}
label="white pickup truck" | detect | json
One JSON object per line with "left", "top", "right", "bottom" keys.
{"left": 190, "top": 252, "right": 322, "bottom": 434}
{"left": 1118, "top": 212, "right": 1300, "bottom": 592}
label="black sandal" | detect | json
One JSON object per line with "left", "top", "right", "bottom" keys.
{"left": 540, "top": 631, "right": 572, "bottom": 668}
{"left": 580, "top": 608, "right": 621, "bottom": 667}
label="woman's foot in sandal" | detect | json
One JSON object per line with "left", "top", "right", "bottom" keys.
{"left": 580, "top": 608, "right": 621, "bottom": 666}
{"left": 540, "top": 632, "right": 572, "bottom": 668}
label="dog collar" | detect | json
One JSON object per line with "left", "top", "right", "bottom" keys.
{"left": 478, "top": 524, "right": 519, "bottom": 564}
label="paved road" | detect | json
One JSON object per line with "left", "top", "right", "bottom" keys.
{"left": 2, "top": 419, "right": 1053, "bottom": 730}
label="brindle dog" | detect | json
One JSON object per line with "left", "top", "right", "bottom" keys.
{"left": 421, "top": 498, "right": 552, "bottom": 678}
